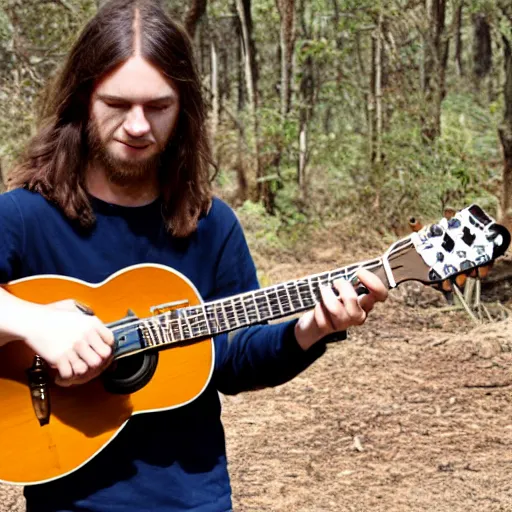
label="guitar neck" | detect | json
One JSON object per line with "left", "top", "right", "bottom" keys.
{"left": 153, "top": 256, "right": 391, "bottom": 345}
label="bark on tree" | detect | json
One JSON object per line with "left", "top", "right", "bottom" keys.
{"left": 371, "top": 11, "right": 383, "bottom": 165}
{"left": 296, "top": 0, "right": 316, "bottom": 201}
{"left": 184, "top": 0, "right": 207, "bottom": 40}
{"left": 454, "top": 1, "right": 464, "bottom": 76}
{"left": 210, "top": 40, "right": 219, "bottom": 145}
{"left": 297, "top": 41, "right": 314, "bottom": 200}
{"left": 231, "top": 9, "right": 248, "bottom": 204}
{"left": 498, "top": 35, "right": 512, "bottom": 231}
{"left": 276, "top": 0, "right": 296, "bottom": 118}
{"left": 235, "top": 0, "right": 264, "bottom": 204}
{"left": 472, "top": 13, "right": 492, "bottom": 86}
{"left": 420, "top": 0, "right": 449, "bottom": 142}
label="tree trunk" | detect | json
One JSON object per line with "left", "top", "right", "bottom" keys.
{"left": 276, "top": 0, "right": 296, "bottom": 118}
{"left": 233, "top": 13, "right": 248, "bottom": 204}
{"left": 374, "top": 11, "right": 383, "bottom": 164}
{"left": 454, "top": 1, "right": 463, "bottom": 76}
{"left": 296, "top": 0, "right": 316, "bottom": 202}
{"left": 472, "top": 12, "right": 492, "bottom": 91}
{"left": 421, "top": 0, "right": 449, "bottom": 142}
{"left": 184, "top": 0, "right": 208, "bottom": 40}
{"left": 498, "top": 35, "right": 512, "bottom": 231}
{"left": 235, "top": 0, "right": 264, "bottom": 203}
{"left": 297, "top": 42, "right": 314, "bottom": 200}
{"left": 210, "top": 40, "right": 219, "bottom": 152}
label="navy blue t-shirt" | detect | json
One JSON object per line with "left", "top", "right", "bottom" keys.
{"left": 0, "top": 188, "right": 326, "bottom": 512}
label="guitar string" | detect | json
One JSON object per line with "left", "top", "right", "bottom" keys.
{"left": 107, "top": 242, "right": 406, "bottom": 344}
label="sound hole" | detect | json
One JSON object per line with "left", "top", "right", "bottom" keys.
{"left": 102, "top": 352, "right": 159, "bottom": 395}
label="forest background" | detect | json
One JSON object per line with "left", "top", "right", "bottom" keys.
{"left": 0, "top": 0, "right": 511, "bottom": 260}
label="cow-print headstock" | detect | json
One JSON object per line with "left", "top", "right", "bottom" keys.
{"left": 410, "top": 204, "right": 510, "bottom": 284}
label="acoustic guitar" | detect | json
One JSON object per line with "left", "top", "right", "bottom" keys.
{"left": 0, "top": 203, "right": 509, "bottom": 485}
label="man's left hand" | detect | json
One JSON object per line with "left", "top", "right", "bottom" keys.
{"left": 294, "top": 268, "right": 388, "bottom": 350}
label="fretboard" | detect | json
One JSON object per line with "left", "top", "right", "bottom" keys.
{"left": 142, "top": 257, "right": 386, "bottom": 346}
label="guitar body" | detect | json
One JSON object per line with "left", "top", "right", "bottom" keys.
{"left": 0, "top": 264, "right": 213, "bottom": 485}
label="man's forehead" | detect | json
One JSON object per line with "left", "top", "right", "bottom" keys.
{"left": 94, "top": 56, "right": 177, "bottom": 101}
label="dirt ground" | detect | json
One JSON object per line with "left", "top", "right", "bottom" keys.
{"left": 2, "top": 240, "right": 512, "bottom": 511}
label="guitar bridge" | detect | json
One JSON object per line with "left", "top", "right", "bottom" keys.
{"left": 150, "top": 299, "right": 189, "bottom": 315}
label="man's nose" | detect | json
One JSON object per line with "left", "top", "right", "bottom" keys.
{"left": 124, "top": 105, "right": 151, "bottom": 138}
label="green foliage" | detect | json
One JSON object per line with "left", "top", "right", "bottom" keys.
{"left": 0, "top": 0, "right": 510, "bottom": 251}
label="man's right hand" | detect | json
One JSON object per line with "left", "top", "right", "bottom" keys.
{"left": 20, "top": 300, "right": 115, "bottom": 386}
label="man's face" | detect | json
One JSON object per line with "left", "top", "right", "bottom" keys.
{"left": 89, "top": 56, "right": 180, "bottom": 183}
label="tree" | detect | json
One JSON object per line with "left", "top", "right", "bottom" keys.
{"left": 420, "top": 0, "right": 449, "bottom": 142}
{"left": 472, "top": 11, "right": 492, "bottom": 94}
{"left": 184, "top": 0, "right": 207, "bottom": 39}
{"left": 498, "top": 33, "right": 512, "bottom": 230}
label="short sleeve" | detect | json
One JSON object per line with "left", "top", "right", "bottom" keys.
{"left": 0, "top": 192, "right": 25, "bottom": 283}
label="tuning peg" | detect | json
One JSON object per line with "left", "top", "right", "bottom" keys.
{"left": 429, "top": 224, "right": 444, "bottom": 237}
{"left": 477, "top": 263, "right": 493, "bottom": 278}
{"left": 455, "top": 274, "right": 467, "bottom": 287}
{"left": 441, "top": 279, "right": 453, "bottom": 292}
{"left": 409, "top": 217, "right": 423, "bottom": 232}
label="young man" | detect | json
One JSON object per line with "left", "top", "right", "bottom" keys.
{"left": 0, "top": 1, "right": 388, "bottom": 510}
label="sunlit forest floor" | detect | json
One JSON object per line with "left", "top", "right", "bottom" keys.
{"left": 1, "top": 227, "right": 512, "bottom": 512}
{"left": 222, "top": 227, "right": 512, "bottom": 512}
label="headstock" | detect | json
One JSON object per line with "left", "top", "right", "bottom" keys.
{"left": 384, "top": 204, "right": 511, "bottom": 288}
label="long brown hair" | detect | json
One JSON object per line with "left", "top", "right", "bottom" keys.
{"left": 8, "top": 0, "right": 213, "bottom": 237}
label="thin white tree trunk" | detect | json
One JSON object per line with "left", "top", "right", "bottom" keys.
{"left": 210, "top": 41, "right": 219, "bottom": 137}
{"left": 374, "top": 11, "right": 383, "bottom": 164}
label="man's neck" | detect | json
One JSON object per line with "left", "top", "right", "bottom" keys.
{"left": 85, "top": 165, "right": 159, "bottom": 207}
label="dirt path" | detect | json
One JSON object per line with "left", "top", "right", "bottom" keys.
{"left": 2, "top": 258, "right": 511, "bottom": 511}
{"left": 224, "top": 294, "right": 512, "bottom": 511}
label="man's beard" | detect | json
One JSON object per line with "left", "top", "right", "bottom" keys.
{"left": 86, "top": 120, "right": 163, "bottom": 185}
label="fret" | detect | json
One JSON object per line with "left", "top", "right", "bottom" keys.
{"left": 201, "top": 306, "right": 210, "bottom": 335}
{"left": 206, "top": 304, "right": 221, "bottom": 333}
{"left": 177, "top": 315, "right": 185, "bottom": 340}
{"left": 150, "top": 318, "right": 163, "bottom": 345}
{"left": 223, "top": 299, "right": 236, "bottom": 327}
{"left": 254, "top": 290, "right": 270, "bottom": 319}
{"left": 220, "top": 301, "right": 230, "bottom": 330}
{"left": 200, "top": 306, "right": 212, "bottom": 335}
{"left": 181, "top": 313, "right": 192, "bottom": 338}
{"left": 241, "top": 295, "right": 251, "bottom": 324}
{"left": 248, "top": 293, "right": 261, "bottom": 322}
{"left": 264, "top": 289, "right": 273, "bottom": 317}
{"left": 274, "top": 286, "right": 285, "bottom": 316}
{"left": 294, "top": 281, "right": 305, "bottom": 309}
{"left": 142, "top": 320, "right": 157, "bottom": 346}
{"left": 280, "top": 285, "right": 291, "bottom": 313}
{"left": 230, "top": 298, "right": 241, "bottom": 327}
{"left": 284, "top": 284, "right": 293, "bottom": 311}
{"left": 160, "top": 314, "right": 173, "bottom": 344}
{"left": 286, "top": 282, "right": 301, "bottom": 311}
{"left": 307, "top": 277, "right": 317, "bottom": 303}
{"left": 206, "top": 304, "right": 219, "bottom": 334}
